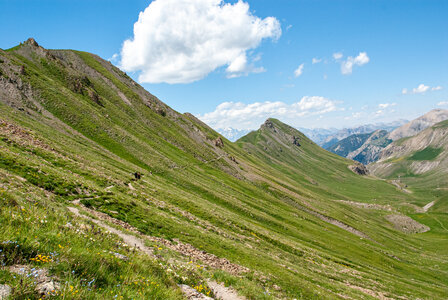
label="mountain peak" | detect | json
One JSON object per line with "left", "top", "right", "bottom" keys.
{"left": 389, "top": 108, "right": 448, "bottom": 141}
{"left": 24, "top": 37, "right": 39, "bottom": 47}
{"left": 261, "top": 118, "right": 277, "bottom": 131}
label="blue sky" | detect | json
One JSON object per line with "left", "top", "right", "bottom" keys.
{"left": 1, "top": 0, "right": 447, "bottom": 130}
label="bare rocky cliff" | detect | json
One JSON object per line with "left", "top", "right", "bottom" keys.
{"left": 388, "top": 109, "right": 448, "bottom": 141}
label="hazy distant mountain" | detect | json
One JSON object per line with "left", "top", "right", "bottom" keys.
{"left": 346, "top": 130, "right": 392, "bottom": 164}
{"left": 328, "top": 130, "right": 392, "bottom": 164}
{"left": 327, "top": 133, "right": 372, "bottom": 157}
{"left": 298, "top": 127, "right": 339, "bottom": 145}
{"left": 219, "top": 121, "right": 408, "bottom": 145}
{"left": 329, "top": 110, "right": 448, "bottom": 165}
{"left": 388, "top": 109, "right": 448, "bottom": 141}
{"left": 216, "top": 128, "right": 252, "bottom": 141}
{"left": 301, "top": 120, "right": 407, "bottom": 148}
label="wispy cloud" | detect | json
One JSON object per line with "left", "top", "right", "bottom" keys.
{"left": 108, "top": 53, "right": 119, "bottom": 64}
{"left": 294, "top": 63, "right": 305, "bottom": 77}
{"left": 340, "top": 52, "right": 370, "bottom": 75}
{"left": 402, "top": 84, "right": 443, "bottom": 94}
{"left": 312, "top": 57, "right": 322, "bottom": 64}
{"left": 333, "top": 52, "right": 343, "bottom": 60}
{"left": 438, "top": 101, "right": 448, "bottom": 106}
{"left": 378, "top": 103, "right": 396, "bottom": 109}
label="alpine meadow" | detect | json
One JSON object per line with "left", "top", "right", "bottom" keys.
{"left": 1, "top": 0, "right": 448, "bottom": 299}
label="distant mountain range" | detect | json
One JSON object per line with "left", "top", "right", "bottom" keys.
{"left": 217, "top": 121, "right": 407, "bottom": 144}
{"left": 216, "top": 127, "right": 251, "bottom": 141}
{"left": 327, "top": 109, "right": 448, "bottom": 165}
{"left": 317, "top": 121, "right": 407, "bottom": 149}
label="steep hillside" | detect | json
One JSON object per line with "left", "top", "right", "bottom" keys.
{"left": 369, "top": 120, "right": 448, "bottom": 221}
{"left": 388, "top": 109, "right": 448, "bottom": 141}
{"left": 347, "top": 130, "right": 392, "bottom": 164}
{"left": 327, "top": 132, "right": 372, "bottom": 157}
{"left": 370, "top": 120, "right": 448, "bottom": 181}
{"left": 1, "top": 39, "right": 447, "bottom": 299}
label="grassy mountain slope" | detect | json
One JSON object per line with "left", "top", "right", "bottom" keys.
{"left": 0, "top": 39, "right": 447, "bottom": 299}
{"left": 369, "top": 120, "right": 448, "bottom": 212}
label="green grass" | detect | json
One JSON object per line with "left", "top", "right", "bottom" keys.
{"left": 409, "top": 147, "right": 442, "bottom": 161}
{"left": 1, "top": 44, "right": 448, "bottom": 299}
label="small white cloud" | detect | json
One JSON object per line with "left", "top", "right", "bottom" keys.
{"left": 323, "top": 74, "right": 328, "bottom": 80}
{"left": 437, "top": 101, "right": 448, "bottom": 106}
{"left": 108, "top": 53, "right": 119, "bottom": 64}
{"left": 344, "top": 112, "right": 363, "bottom": 120}
{"left": 333, "top": 52, "right": 343, "bottom": 60}
{"left": 198, "top": 96, "right": 340, "bottom": 130}
{"left": 286, "top": 24, "right": 293, "bottom": 30}
{"left": 413, "top": 84, "right": 430, "bottom": 94}
{"left": 120, "top": 0, "right": 281, "bottom": 84}
{"left": 312, "top": 57, "right": 322, "bottom": 64}
{"left": 402, "top": 84, "right": 442, "bottom": 94}
{"left": 340, "top": 52, "right": 370, "bottom": 75}
{"left": 378, "top": 103, "right": 396, "bottom": 109}
{"left": 294, "top": 63, "right": 305, "bottom": 77}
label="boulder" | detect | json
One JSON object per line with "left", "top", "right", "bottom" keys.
{"left": 0, "top": 284, "right": 11, "bottom": 300}
{"left": 348, "top": 162, "right": 369, "bottom": 175}
{"left": 214, "top": 137, "right": 224, "bottom": 148}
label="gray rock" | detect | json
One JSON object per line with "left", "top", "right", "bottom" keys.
{"left": 110, "top": 252, "right": 129, "bottom": 261}
{"left": 37, "top": 281, "right": 61, "bottom": 296}
{"left": 178, "top": 284, "right": 213, "bottom": 300}
{"left": 0, "top": 284, "right": 12, "bottom": 300}
{"left": 348, "top": 162, "right": 369, "bottom": 176}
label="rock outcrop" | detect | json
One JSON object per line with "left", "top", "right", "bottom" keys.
{"left": 348, "top": 162, "right": 369, "bottom": 175}
{"left": 214, "top": 137, "right": 224, "bottom": 148}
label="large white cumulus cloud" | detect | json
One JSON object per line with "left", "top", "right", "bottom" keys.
{"left": 120, "top": 0, "right": 281, "bottom": 84}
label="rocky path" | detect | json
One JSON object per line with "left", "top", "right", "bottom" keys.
{"left": 67, "top": 206, "right": 156, "bottom": 258}
{"left": 284, "top": 199, "right": 372, "bottom": 240}
{"left": 390, "top": 180, "right": 412, "bottom": 194}
{"left": 336, "top": 200, "right": 394, "bottom": 211}
{"left": 207, "top": 281, "right": 245, "bottom": 300}
{"left": 385, "top": 215, "right": 430, "bottom": 234}
{"left": 423, "top": 200, "right": 436, "bottom": 212}
{"left": 68, "top": 204, "right": 245, "bottom": 300}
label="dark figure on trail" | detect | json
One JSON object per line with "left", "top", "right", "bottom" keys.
{"left": 134, "top": 172, "right": 141, "bottom": 180}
